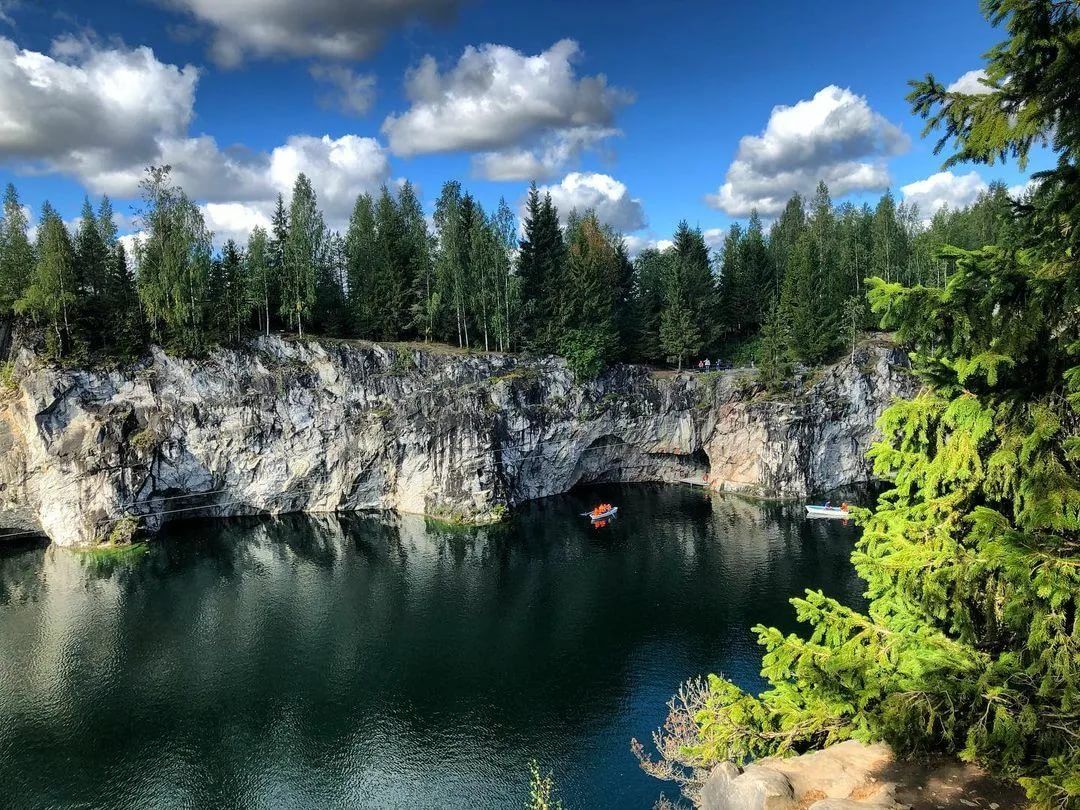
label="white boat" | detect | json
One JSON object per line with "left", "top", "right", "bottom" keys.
{"left": 582, "top": 506, "right": 619, "bottom": 521}
{"left": 805, "top": 504, "right": 851, "bottom": 519}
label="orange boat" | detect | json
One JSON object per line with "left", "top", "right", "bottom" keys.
{"left": 582, "top": 503, "right": 619, "bottom": 521}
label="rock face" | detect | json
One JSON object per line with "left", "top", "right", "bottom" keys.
{"left": 0, "top": 335, "right": 914, "bottom": 547}
{"left": 700, "top": 741, "right": 902, "bottom": 810}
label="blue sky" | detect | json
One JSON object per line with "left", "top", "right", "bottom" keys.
{"left": 0, "top": 0, "right": 1047, "bottom": 251}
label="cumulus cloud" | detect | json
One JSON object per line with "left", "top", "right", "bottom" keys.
{"left": 0, "top": 35, "right": 197, "bottom": 175}
{"left": 268, "top": 134, "right": 390, "bottom": 223}
{"left": 382, "top": 39, "right": 631, "bottom": 180}
{"left": 310, "top": 63, "right": 376, "bottom": 116}
{"left": 622, "top": 234, "right": 673, "bottom": 258}
{"left": 536, "top": 172, "right": 646, "bottom": 233}
{"left": 0, "top": 35, "right": 391, "bottom": 237}
{"left": 161, "top": 0, "right": 462, "bottom": 67}
{"left": 901, "top": 170, "right": 988, "bottom": 218}
{"left": 947, "top": 69, "right": 992, "bottom": 95}
{"left": 706, "top": 85, "right": 909, "bottom": 217}
{"left": 201, "top": 202, "right": 271, "bottom": 246}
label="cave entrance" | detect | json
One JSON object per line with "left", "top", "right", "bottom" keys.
{"left": 569, "top": 436, "right": 712, "bottom": 488}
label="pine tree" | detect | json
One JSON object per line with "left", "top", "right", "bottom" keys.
{"left": 245, "top": 226, "right": 273, "bottom": 336}
{"left": 396, "top": 180, "right": 431, "bottom": 340}
{"left": 739, "top": 212, "right": 773, "bottom": 330}
{"left": 17, "top": 203, "right": 79, "bottom": 359}
{"left": 671, "top": 221, "right": 719, "bottom": 353}
{"left": 632, "top": 248, "right": 672, "bottom": 362}
{"left": 757, "top": 301, "right": 792, "bottom": 391}
{"left": 345, "top": 193, "right": 378, "bottom": 338}
{"left": 371, "top": 185, "right": 404, "bottom": 341}
{"left": 559, "top": 212, "right": 621, "bottom": 378}
{"left": 209, "top": 239, "right": 248, "bottom": 344}
{"left": 0, "top": 184, "right": 33, "bottom": 316}
{"left": 73, "top": 197, "right": 110, "bottom": 352}
{"left": 267, "top": 193, "right": 288, "bottom": 332}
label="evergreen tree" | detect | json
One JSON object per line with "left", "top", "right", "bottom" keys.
{"left": 756, "top": 301, "right": 792, "bottom": 391}
{"left": 716, "top": 222, "right": 744, "bottom": 336}
{"left": 768, "top": 193, "right": 807, "bottom": 294}
{"left": 245, "top": 226, "right": 273, "bottom": 336}
{"left": 670, "top": 221, "right": 718, "bottom": 352}
{"left": 0, "top": 184, "right": 33, "bottom": 316}
{"left": 371, "top": 185, "right": 404, "bottom": 341}
{"left": 312, "top": 231, "right": 348, "bottom": 337}
{"left": 870, "top": 190, "right": 907, "bottom": 283}
{"left": 17, "top": 203, "right": 78, "bottom": 359}
{"left": 739, "top": 211, "right": 773, "bottom": 331}
{"left": 209, "top": 239, "right": 248, "bottom": 344}
{"left": 780, "top": 230, "right": 841, "bottom": 364}
{"left": 267, "top": 193, "right": 288, "bottom": 332}
{"left": 632, "top": 247, "right": 672, "bottom": 362}
{"left": 281, "top": 174, "right": 323, "bottom": 336}
{"left": 345, "top": 193, "right": 378, "bottom": 338}
{"left": 638, "top": 5, "right": 1080, "bottom": 805}
{"left": 396, "top": 180, "right": 431, "bottom": 340}
{"left": 559, "top": 212, "right": 621, "bottom": 378}
{"left": 73, "top": 197, "right": 110, "bottom": 351}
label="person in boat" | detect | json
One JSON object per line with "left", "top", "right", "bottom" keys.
{"left": 840, "top": 502, "right": 849, "bottom": 512}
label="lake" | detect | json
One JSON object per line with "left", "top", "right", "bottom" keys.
{"left": 0, "top": 483, "right": 864, "bottom": 809}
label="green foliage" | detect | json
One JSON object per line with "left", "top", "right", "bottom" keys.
{"left": 136, "top": 166, "right": 213, "bottom": 356}
{"left": 0, "top": 360, "right": 16, "bottom": 393}
{"left": 525, "top": 760, "right": 564, "bottom": 810}
{"left": 757, "top": 303, "right": 792, "bottom": 393}
{"left": 281, "top": 173, "right": 322, "bottom": 336}
{"left": 640, "top": 5, "right": 1080, "bottom": 807}
{"left": 0, "top": 184, "right": 33, "bottom": 316}
{"left": 104, "top": 514, "right": 141, "bottom": 546}
{"left": 17, "top": 202, "right": 79, "bottom": 360}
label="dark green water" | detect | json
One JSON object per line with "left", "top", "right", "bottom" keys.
{"left": 0, "top": 484, "right": 864, "bottom": 809}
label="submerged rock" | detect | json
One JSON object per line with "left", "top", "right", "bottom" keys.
{"left": 0, "top": 335, "right": 914, "bottom": 547}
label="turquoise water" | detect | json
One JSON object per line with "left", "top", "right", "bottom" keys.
{"left": 0, "top": 484, "right": 863, "bottom": 809}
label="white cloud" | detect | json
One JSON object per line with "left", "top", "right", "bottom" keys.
{"left": 161, "top": 0, "right": 463, "bottom": 67}
{"left": 201, "top": 202, "right": 271, "bottom": 246}
{"left": 382, "top": 39, "right": 631, "bottom": 180}
{"left": 536, "top": 171, "right": 646, "bottom": 233}
{"left": 0, "top": 35, "right": 197, "bottom": 175}
{"left": 309, "top": 63, "right": 376, "bottom": 116}
{"left": 622, "top": 234, "right": 673, "bottom": 258}
{"left": 901, "top": 170, "right": 987, "bottom": 217}
{"left": 702, "top": 228, "right": 727, "bottom": 252}
{"left": 706, "top": 85, "right": 909, "bottom": 217}
{"left": 947, "top": 69, "right": 992, "bottom": 95}
{"left": 0, "top": 35, "right": 391, "bottom": 237}
{"left": 268, "top": 134, "right": 389, "bottom": 225}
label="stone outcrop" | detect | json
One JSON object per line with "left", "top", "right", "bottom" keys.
{"left": 700, "top": 741, "right": 902, "bottom": 810}
{"left": 0, "top": 335, "right": 914, "bottom": 547}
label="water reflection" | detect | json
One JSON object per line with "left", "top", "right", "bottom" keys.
{"left": 0, "top": 484, "right": 864, "bottom": 809}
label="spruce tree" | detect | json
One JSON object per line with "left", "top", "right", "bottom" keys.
{"left": 345, "top": 193, "right": 378, "bottom": 338}
{"left": 559, "top": 212, "right": 621, "bottom": 378}
{"left": 245, "top": 226, "right": 273, "bottom": 336}
{"left": 17, "top": 203, "right": 79, "bottom": 359}
{"left": 638, "top": 5, "right": 1080, "bottom": 806}
{"left": 671, "top": 221, "right": 718, "bottom": 353}
{"left": 73, "top": 198, "right": 110, "bottom": 352}
{"left": 0, "top": 184, "right": 33, "bottom": 316}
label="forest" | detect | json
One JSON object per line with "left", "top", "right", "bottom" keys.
{"left": 0, "top": 153, "right": 1015, "bottom": 383}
